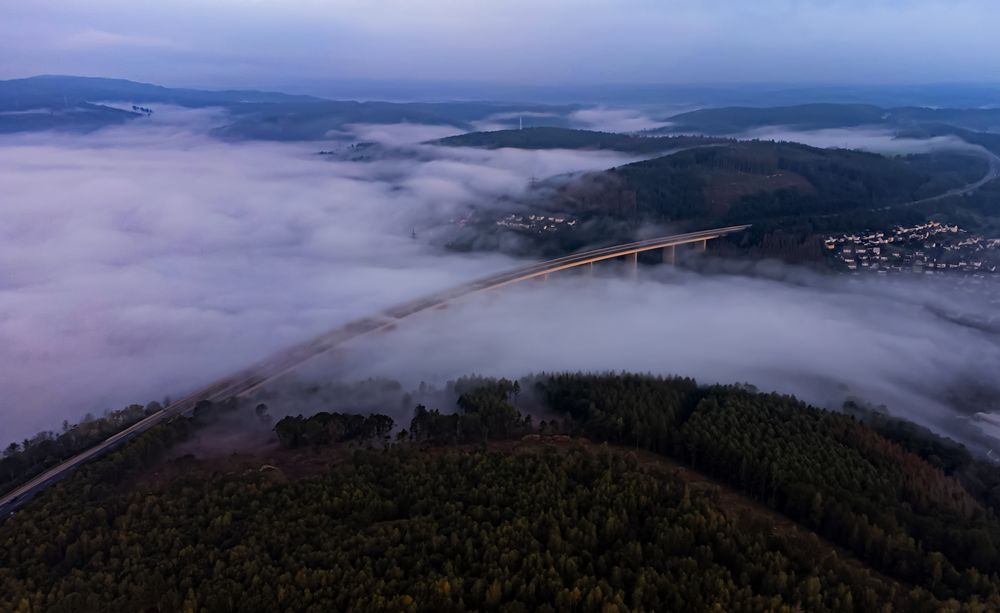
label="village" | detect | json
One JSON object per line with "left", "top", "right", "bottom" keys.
{"left": 826, "top": 221, "right": 1000, "bottom": 275}
{"left": 494, "top": 213, "right": 578, "bottom": 233}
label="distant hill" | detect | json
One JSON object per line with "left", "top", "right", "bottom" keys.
{"left": 7, "top": 76, "right": 1000, "bottom": 150}
{"left": 7, "top": 77, "right": 1000, "bottom": 141}
{"left": 0, "top": 102, "right": 140, "bottom": 134}
{"left": 215, "top": 100, "right": 470, "bottom": 140}
{"left": 0, "top": 75, "right": 577, "bottom": 138}
{"left": 899, "top": 123, "right": 1000, "bottom": 156}
{"left": 0, "top": 75, "right": 320, "bottom": 134}
{"left": 552, "top": 140, "right": 986, "bottom": 223}
{"left": 659, "top": 103, "right": 888, "bottom": 134}
{"left": 215, "top": 102, "right": 576, "bottom": 141}
{"left": 445, "top": 139, "right": 991, "bottom": 260}
{"left": 435, "top": 127, "right": 726, "bottom": 152}
{"left": 655, "top": 102, "right": 1000, "bottom": 135}
{"left": 0, "top": 75, "right": 318, "bottom": 111}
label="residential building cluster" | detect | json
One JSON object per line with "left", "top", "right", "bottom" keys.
{"left": 825, "top": 221, "right": 1000, "bottom": 275}
{"left": 495, "top": 213, "right": 578, "bottom": 233}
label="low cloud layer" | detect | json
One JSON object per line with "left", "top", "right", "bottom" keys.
{"left": 738, "top": 127, "right": 971, "bottom": 155}
{"left": 569, "top": 108, "right": 673, "bottom": 133}
{"left": 3, "top": 115, "right": 999, "bottom": 454}
{"left": 307, "top": 268, "right": 1000, "bottom": 449}
{"left": 0, "top": 113, "right": 637, "bottom": 442}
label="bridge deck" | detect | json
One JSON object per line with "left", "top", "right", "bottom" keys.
{"left": 0, "top": 224, "right": 749, "bottom": 516}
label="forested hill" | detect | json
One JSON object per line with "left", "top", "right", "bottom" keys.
{"left": 658, "top": 103, "right": 888, "bottom": 134}
{"left": 435, "top": 127, "right": 724, "bottom": 152}
{"left": 654, "top": 103, "right": 1000, "bottom": 135}
{"left": 549, "top": 140, "right": 987, "bottom": 225}
{"left": 4, "top": 372, "right": 1000, "bottom": 610}
{"left": 0, "top": 75, "right": 317, "bottom": 110}
{"left": 443, "top": 135, "right": 994, "bottom": 262}
{"left": 0, "top": 76, "right": 577, "bottom": 138}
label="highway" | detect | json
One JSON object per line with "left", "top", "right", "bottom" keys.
{"left": 900, "top": 146, "right": 1000, "bottom": 206}
{"left": 875, "top": 145, "right": 1000, "bottom": 211}
{"left": 0, "top": 224, "right": 749, "bottom": 517}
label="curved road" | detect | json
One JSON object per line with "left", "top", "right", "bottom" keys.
{"left": 878, "top": 145, "right": 1000, "bottom": 210}
{"left": 0, "top": 224, "right": 749, "bottom": 517}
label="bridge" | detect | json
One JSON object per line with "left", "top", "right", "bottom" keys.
{"left": 0, "top": 224, "right": 749, "bottom": 516}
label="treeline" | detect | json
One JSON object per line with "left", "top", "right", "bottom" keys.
{"left": 535, "top": 372, "right": 699, "bottom": 453}
{"left": 1, "top": 402, "right": 161, "bottom": 497}
{"left": 530, "top": 141, "right": 991, "bottom": 263}
{"left": 271, "top": 372, "right": 1000, "bottom": 603}
{"left": 270, "top": 377, "right": 530, "bottom": 449}
{"left": 532, "top": 373, "right": 1000, "bottom": 604}
{"left": 4, "top": 373, "right": 1000, "bottom": 610}
{"left": 0, "top": 445, "right": 948, "bottom": 612}
{"left": 610, "top": 143, "right": 985, "bottom": 224}
{"left": 436, "top": 127, "right": 728, "bottom": 153}
{"left": 677, "top": 387, "right": 997, "bottom": 601}
{"left": 843, "top": 399, "right": 1000, "bottom": 519}
{"left": 407, "top": 377, "right": 531, "bottom": 444}
{"left": 274, "top": 411, "right": 394, "bottom": 448}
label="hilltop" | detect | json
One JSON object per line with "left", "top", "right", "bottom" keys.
{"left": 567, "top": 140, "right": 985, "bottom": 222}
{"left": 3, "top": 373, "right": 1000, "bottom": 610}
{"left": 435, "top": 127, "right": 725, "bottom": 153}
{"left": 447, "top": 138, "right": 989, "bottom": 260}
{"left": 0, "top": 75, "right": 317, "bottom": 134}
{"left": 0, "top": 75, "right": 576, "bottom": 138}
{"left": 654, "top": 102, "right": 1000, "bottom": 135}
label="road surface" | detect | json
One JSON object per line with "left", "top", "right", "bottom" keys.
{"left": 0, "top": 225, "right": 749, "bottom": 517}
{"left": 875, "top": 145, "right": 1000, "bottom": 211}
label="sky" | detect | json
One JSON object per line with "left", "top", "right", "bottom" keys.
{"left": 2, "top": 1, "right": 999, "bottom": 89}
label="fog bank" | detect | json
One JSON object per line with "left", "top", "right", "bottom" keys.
{"left": 3, "top": 114, "right": 999, "bottom": 453}
{"left": 294, "top": 269, "right": 1000, "bottom": 449}
{"left": 0, "top": 114, "right": 637, "bottom": 442}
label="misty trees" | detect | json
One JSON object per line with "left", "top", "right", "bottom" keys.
{"left": 407, "top": 378, "right": 529, "bottom": 444}
{"left": 0, "top": 402, "right": 158, "bottom": 497}
{"left": 456, "top": 379, "right": 523, "bottom": 441}
{"left": 273, "top": 411, "right": 395, "bottom": 448}
{"left": 408, "top": 404, "right": 460, "bottom": 443}
{"left": 532, "top": 374, "right": 1000, "bottom": 602}
{"left": 673, "top": 386, "right": 1000, "bottom": 598}
{"left": 533, "top": 372, "right": 699, "bottom": 452}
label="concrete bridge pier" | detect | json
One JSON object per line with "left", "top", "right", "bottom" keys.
{"left": 626, "top": 252, "right": 638, "bottom": 279}
{"left": 694, "top": 239, "right": 707, "bottom": 254}
{"left": 662, "top": 245, "right": 676, "bottom": 266}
